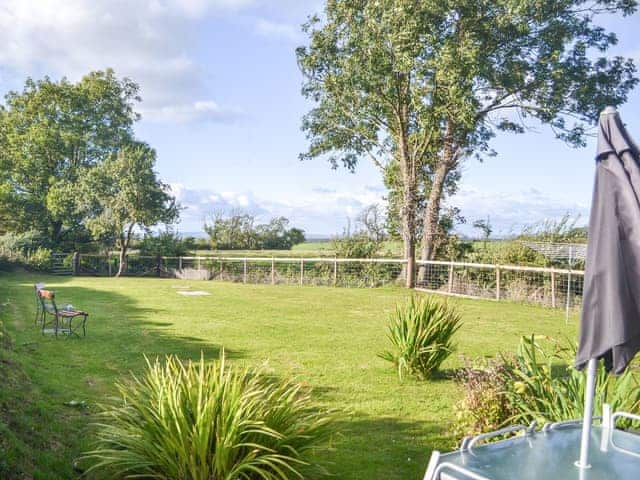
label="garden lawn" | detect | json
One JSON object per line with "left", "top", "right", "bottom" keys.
{"left": 0, "top": 272, "right": 577, "bottom": 479}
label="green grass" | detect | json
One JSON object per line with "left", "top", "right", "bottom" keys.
{"left": 0, "top": 272, "right": 578, "bottom": 479}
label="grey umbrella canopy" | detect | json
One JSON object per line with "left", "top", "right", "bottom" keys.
{"left": 575, "top": 106, "right": 640, "bottom": 374}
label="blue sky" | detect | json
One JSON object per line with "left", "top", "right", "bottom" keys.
{"left": 0, "top": 1, "right": 638, "bottom": 237}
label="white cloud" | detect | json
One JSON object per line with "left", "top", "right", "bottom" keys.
{"left": 0, "top": 0, "right": 251, "bottom": 123}
{"left": 254, "top": 18, "right": 301, "bottom": 42}
{"left": 451, "top": 187, "right": 589, "bottom": 237}
{"left": 169, "top": 183, "right": 386, "bottom": 234}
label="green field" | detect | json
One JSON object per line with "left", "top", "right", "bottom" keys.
{"left": 0, "top": 272, "right": 578, "bottom": 479}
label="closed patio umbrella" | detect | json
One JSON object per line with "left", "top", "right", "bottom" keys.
{"left": 575, "top": 106, "right": 640, "bottom": 469}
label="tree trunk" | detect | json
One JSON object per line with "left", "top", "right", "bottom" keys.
{"left": 420, "top": 159, "right": 451, "bottom": 262}
{"left": 116, "top": 246, "right": 128, "bottom": 277}
{"left": 116, "top": 225, "right": 134, "bottom": 277}
{"left": 401, "top": 184, "right": 417, "bottom": 288}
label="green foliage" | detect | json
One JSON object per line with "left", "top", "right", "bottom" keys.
{"left": 204, "top": 212, "right": 306, "bottom": 250}
{"left": 137, "top": 227, "right": 191, "bottom": 257}
{"left": 518, "top": 214, "right": 588, "bottom": 244}
{"left": 331, "top": 232, "right": 382, "bottom": 258}
{"left": 506, "top": 336, "right": 640, "bottom": 426}
{"left": 0, "top": 231, "right": 52, "bottom": 271}
{"left": 453, "top": 335, "right": 640, "bottom": 438}
{"left": 77, "top": 143, "right": 179, "bottom": 275}
{"left": 84, "top": 353, "right": 334, "bottom": 480}
{"left": 380, "top": 296, "right": 462, "bottom": 380}
{"left": 452, "top": 358, "right": 517, "bottom": 438}
{"left": 298, "top": 0, "right": 637, "bottom": 270}
{"left": 0, "top": 70, "right": 140, "bottom": 246}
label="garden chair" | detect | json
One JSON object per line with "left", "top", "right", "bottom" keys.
{"left": 38, "top": 289, "right": 88, "bottom": 338}
{"left": 34, "top": 283, "right": 45, "bottom": 325}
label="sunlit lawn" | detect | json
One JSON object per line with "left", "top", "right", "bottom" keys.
{"left": 0, "top": 272, "right": 577, "bottom": 479}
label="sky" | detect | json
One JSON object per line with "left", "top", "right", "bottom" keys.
{"left": 0, "top": 1, "right": 639, "bottom": 238}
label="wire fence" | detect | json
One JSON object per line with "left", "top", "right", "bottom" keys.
{"left": 61, "top": 253, "right": 584, "bottom": 309}
{"left": 75, "top": 254, "right": 406, "bottom": 288}
{"left": 416, "top": 260, "right": 584, "bottom": 312}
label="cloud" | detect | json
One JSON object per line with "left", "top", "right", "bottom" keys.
{"left": 169, "top": 183, "right": 386, "bottom": 234}
{"left": 451, "top": 187, "right": 589, "bottom": 237}
{"left": 141, "top": 100, "right": 244, "bottom": 123}
{"left": 254, "top": 18, "right": 302, "bottom": 42}
{"left": 0, "top": 0, "right": 249, "bottom": 124}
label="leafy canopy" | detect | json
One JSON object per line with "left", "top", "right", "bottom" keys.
{"left": 298, "top": 0, "right": 638, "bottom": 171}
{"left": 77, "top": 143, "right": 179, "bottom": 250}
{"left": 0, "top": 70, "right": 140, "bottom": 244}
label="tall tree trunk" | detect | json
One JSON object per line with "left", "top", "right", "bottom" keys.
{"left": 401, "top": 182, "right": 417, "bottom": 288}
{"left": 420, "top": 159, "right": 451, "bottom": 262}
{"left": 116, "top": 225, "right": 134, "bottom": 277}
{"left": 116, "top": 245, "right": 128, "bottom": 277}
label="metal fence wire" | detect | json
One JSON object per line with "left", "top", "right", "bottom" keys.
{"left": 64, "top": 254, "right": 584, "bottom": 309}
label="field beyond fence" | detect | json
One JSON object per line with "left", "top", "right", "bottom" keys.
{"left": 51, "top": 253, "right": 584, "bottom": 310}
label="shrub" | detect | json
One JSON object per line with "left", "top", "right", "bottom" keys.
{"left": 379, "top": 296, "right": 462, "bottom": 380}
{"left": 451, "top": 357, "right": 517, "bottom": 438}
{"left": 452, "top": 335, "right": 640, "bottom": 438}
{"left": 506, "top": 335, "right": 640, "bottom": 426}
{"left": 83, "top": 353, "right": 335, "bottom": 480}
{"left": 137, "top": 227, "right": 190, "bottom": 257}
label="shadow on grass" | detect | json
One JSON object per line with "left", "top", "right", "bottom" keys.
{"left": 326, "top": 414, "right": 449, "bottom": 480}
{"left": 1, "top": 274, "right": 246, "bottom": 479}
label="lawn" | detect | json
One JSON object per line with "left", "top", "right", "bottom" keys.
{"left": 0, "top": 272, "right": 577, "bottom": 479}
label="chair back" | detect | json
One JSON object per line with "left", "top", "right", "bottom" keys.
{"left": 38, "top": 289, "right": 58, "bottom": 314}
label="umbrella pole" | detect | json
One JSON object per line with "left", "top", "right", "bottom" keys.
{"left": 576, "top": 358, "right": 598, "bottom": 469}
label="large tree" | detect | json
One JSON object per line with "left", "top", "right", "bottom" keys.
{"left": 0, "top": 70, "right": 140, "bottom": 245}
{"left": 78, "top": 143, "right": 179, "bottom": 276}
{"left": 297, "top": 0, "right": 637, "bottom": 287}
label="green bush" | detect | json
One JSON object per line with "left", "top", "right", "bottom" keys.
{"left": 452, "top": 357, "right": 517, "bottom": 438}
{"left": 83, "top": 353, "right": 335, "bottom": 479}
{"left": 452, "top": 336, "right": 640, "bottom": 438}
{"left": 506, "top": 335, "right": 640, "bottom": 425}
{"left": 379, "top": 296, "right": 462, "bottom": 380}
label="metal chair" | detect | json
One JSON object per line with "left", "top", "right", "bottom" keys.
{"left": 34, "top": 283, "right": 45, "bottom": 325}
{"left": 38, "top": 289, "right": 88, "bottom": 338}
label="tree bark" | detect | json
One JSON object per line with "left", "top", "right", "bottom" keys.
{"left": 116, "top": 246, "right": 128, "bottom": 277}
{"left": 115, "top": 224, "right": 134, "bottom": 277}
{"left": 420, "top": 159, "right": 452, "bottom": 262}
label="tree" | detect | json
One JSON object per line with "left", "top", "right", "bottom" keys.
{"left": 0, "top": 70, "right": 140, "bottom": 246}
{"left": 78, "top": 144, "right": 179, "bottom": 276}
{"left": 472, "top": 217, "right": 492, "bottom": 247}
{"left": 204, "top": 212, "right": 306, "bottom": 250}
{"left": 415, "top": 0, "right": 637, "bottom": 263}
{"left": 298, "top": 0, "right": 637, "bottom": 287}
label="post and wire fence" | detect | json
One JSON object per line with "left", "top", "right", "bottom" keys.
{"left": 54, "top": 253, "right": 584, "bottom": 312}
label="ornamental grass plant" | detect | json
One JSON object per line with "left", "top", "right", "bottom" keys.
{"left": 380, "top": 296, "right": 462, "bottom": 380}
{"left": 83, "top": 352, "right": 335, "bottom": 480}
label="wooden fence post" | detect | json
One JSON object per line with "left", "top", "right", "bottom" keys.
{"left": 271, "top": 257, "right": 275, "bottom": 285}
{"left": 197, "top": 256, "right": 201, "bottom": 270}
{"left": 178, "top": 256, "right": 183, "bottom": 270}
{"left": 495, "top": 267, "right": 501, "bottom": 300}
{"left": 108, "top": 254, "right": 112, "bottom": 277}
{"left": 156, "top": 254, "right": 162, "bottom": 277}
{"left": 333, "top": 257, "right": 338, "bottom": 286}
{"left": 243, "top": 258, "right": 248, "bottom": 283}
{"left": 300, "top": 258, "right": 304, "bottom": 285}
{"left": 447, "top": 262, "right": 454, "bottom": 293}
{"left": 551, "top": 271, "right": 557, "bottom": 308}
{"left": 219, "top": 257, "right": 223, "bottom": 279}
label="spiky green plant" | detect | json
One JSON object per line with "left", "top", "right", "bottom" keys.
{"left": 506, "top": 335, "right": 640, "bottom": 426}
{"left": 82, "top": 352, "right": 335, "bottom": 479}
{"left": 379, "top": 296, "right": 462, "bottom": 380}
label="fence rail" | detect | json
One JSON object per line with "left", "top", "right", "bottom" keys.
{"left": 61, "top": 253, "right": 584, "bottom": 310}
